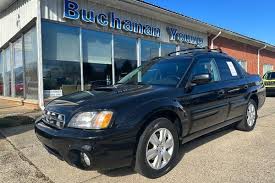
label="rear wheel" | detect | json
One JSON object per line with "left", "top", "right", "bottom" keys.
{"left": 135, "top": 118, "right": 179, "bottom": 179}
{"left": 236, "top": 99, "right": 257, "bottom": 131}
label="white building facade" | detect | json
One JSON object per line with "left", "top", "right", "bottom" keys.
{"left": 0, "top": 0, "right": 209, "bottom": 108}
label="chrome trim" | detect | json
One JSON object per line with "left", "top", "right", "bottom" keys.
{"left": 42, "top": 110, "right": 65, "bottom": 129}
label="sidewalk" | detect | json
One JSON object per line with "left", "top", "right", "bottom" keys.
{"left": 0, "top": 99, "right": 42, "bottom": 128}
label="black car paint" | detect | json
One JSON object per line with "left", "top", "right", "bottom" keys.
{"left": 35, "top": 52, "right": 266, "bottom": 170}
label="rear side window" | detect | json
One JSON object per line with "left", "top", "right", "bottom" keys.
{"left": 215, "top": 58, "right": 240, "bottom": 81}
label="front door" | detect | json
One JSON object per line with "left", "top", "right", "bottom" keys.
{"left": 183, "top": 57, "right": 229, "bottom": 133}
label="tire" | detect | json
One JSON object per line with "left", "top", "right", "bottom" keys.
{"left": 135, "top": 117, "right": 179, "bottom": 179}
{"left": 236, "top": 99, "right": 258, "bottom": 131}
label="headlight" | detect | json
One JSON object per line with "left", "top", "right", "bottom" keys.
{"left": 68, "top": 111, "right": 113, "bottom": 129}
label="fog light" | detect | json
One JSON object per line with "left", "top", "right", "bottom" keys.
{"left": 80, "top": 152, "right": 91, "bottom": 167}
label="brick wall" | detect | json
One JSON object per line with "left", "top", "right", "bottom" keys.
{"left": 260, "top": 49, "right": 275, "bottom": 75}
{"left": 209, "top": 35, "right": 275, "bottom": 76}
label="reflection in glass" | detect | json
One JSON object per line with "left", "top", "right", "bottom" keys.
{"left": 24, "top": 27, "right": 38, "bottom": 99}
{"left": 180, "top": 45, "right": 188, "bottom": 50}
{"left": 180, "top": 44, "right": 195, "bottom": 54}
{"left": 141, "top": 40, "right": 159, "bottom": 64}
{"left": 13, "top": 38, "right": 24, "bottom": 98}
{"left": 42, "top": 21, "right": 81, "bottom": 98}
{"left": 3, "top": 47, "right": 11, "bottom": 97}
{"left": 0, "top": 52, "right": 3, "bottom": 95}
{"left": 263, "top": 64, "right": 273, "bottom": 75}
{"left": 114, "top": 35, "right": 137, "bottom": 82}
{"left": 118, "top": 57, "right": 192, "bottom": 86}
{"left": 161, "top": 43, "right": 176, "bottom": 56}
{"left": 82, "top": 30, "right": 112, "bottom": 89}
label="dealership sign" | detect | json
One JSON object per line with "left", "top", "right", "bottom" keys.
{"left": 63, "top": 0, "right": 204, "bottom": 45}
{"left": 63, "top": 0, "right": 160, "bottom": 38}
{"left": 167, "top": 27, "right": 204, "bottom": 45}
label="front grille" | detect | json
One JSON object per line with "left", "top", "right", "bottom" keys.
{"left": 42, "top": 110, "right": 65, "bottom": 129}
{"left": 264, "top": 81, "right": 275, "bottom": 86}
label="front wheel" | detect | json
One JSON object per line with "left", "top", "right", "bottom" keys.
{"left": 135, "top": 118, "right": 179, "bottom": 179}
{"left": 236, "top": 99, "right": 258, "bottom": 131}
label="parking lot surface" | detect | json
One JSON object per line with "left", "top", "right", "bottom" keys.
{"left": 0, "top": 97, "right": 275, "bottom": 183}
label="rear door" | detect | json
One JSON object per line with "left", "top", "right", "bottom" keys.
{"left": 215, "top": 57, "right": 248, "bottom": 121}
{"left": 184, "top": 56, "right": 229, "bottom": 133}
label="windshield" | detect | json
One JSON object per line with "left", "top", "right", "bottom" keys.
{"left": 118, "top": 57, "right": 192, "bottom": 86}
{"left": 264, "top": 72, "right": 275, "bottom": 80}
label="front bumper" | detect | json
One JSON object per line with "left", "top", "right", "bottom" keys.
{"left": 35, "top": 119, "right": 136, "bottom": 170}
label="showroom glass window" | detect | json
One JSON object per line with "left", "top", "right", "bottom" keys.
{"left": 161, "top": 43, "right": 176, "bottom": 57}
{"left": 3, "top": 47, "right": 11, "bottom": 97}
{"left": 141, "top": 40, "right": 160, "bottom": 64}
{"left": 24, "top": 27, "right": 38, "bottom": 99}
{"left": 13, "top": 38, "right": 24, "bottom": 98}
{"left": 0, "top": 52, "right": 3, "bottom": 96}
{"left": 179, "top": 44, "right": 189, "bottom": 54}
{"left": 114, "top": 35, "right": 137, "bottom": 82}
{"left": 42, "top": 21, "right": 81, "bottom": 98}
{"left": 82, "top": 29, "right": 112, "bottom": 89}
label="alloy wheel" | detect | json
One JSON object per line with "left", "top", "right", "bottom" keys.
{"left": 247, "top": 103, "right": 256, "bottom": 127}
{"left": 146, "top": 128, "right": 174, "bottom": 170}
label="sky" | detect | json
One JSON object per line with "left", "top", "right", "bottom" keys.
{"left": 144, "top": 0, "right": 275, "bottom": 45}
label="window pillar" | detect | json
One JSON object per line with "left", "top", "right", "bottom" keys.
{"left": 137, "top": 38, "right": 141, "bottom": 67}
{"left": 2, "top": 51, "right": 6, "bottom": 96}
{"left": 10, "top": 42, "right": 15, "bottom": 97}
{"left": 79, "top": 28, "right": 84, "bottom": 91}
{"left": 159, "top": 42, "right": 162, "bottom": 57}
{"left": 111, "top": 34, "right": 115, "bottom": 85}
{"left": 22, "top": 34, "right": 26, "bottom": 99}
{"left": 37, "top": 0, "right": 44, "bottom": 109}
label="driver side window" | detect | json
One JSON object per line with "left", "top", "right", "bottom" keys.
{"left": 192, "top": 58, "right": 221, "bottom": 82}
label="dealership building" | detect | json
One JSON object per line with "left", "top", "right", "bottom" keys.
{"left": 0, "top": 0, "right": 275, "bottom": 109}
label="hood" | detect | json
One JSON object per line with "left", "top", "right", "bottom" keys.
{"left": 45, "top": 84, "right": 171, "bottom": 121}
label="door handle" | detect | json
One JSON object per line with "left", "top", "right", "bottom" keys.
{"left": 244, "top": 85, "right": 249, "bottom": 89}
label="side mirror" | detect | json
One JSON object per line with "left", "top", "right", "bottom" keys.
{"left": 191, "top": 73, "right": 212, "bottom": 85}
